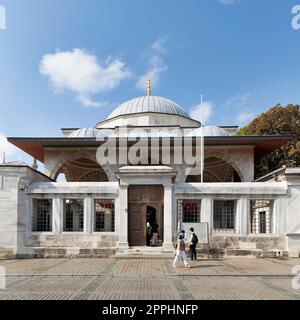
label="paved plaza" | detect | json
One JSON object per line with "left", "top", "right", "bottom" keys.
{"left": 0, "top": 257, "right": 300, "bottom": 300}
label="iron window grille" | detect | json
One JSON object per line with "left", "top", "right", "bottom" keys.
{"left": 32, "top": 199, "right": 52, "bottom": 232}
{"left": 250, "top": 200, "right": 273, "bottom": 234}
{"left": 213, "top": 200, "right": 236, "bottom": 233}
{"left": 94, "top": 199, "right": 115, "bottom": 232}
{"left": 177, "top": 200, "right": 201, "bottom": 223}
{"left": 63, "top": 199, "right": 84, "bottom": 232}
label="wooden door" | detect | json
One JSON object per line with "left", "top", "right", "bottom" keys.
{"left": 128, "top": 185, "right": 164, "bottom": 246}
{"left": 128, "top": 203, "right": 146, "bottom": 246}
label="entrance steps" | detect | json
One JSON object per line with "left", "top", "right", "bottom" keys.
{"left": 13, "top": 247, "right": 116, "bottom": 259}
{"left": 115, "top": 246, "right": 175, "bottom": 258}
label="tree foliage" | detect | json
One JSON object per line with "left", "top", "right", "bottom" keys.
{"left": 236, "top": 104, "right": 300, "bottom": 178}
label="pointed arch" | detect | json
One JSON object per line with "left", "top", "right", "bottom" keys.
{"left": 51, "top": 152, "right": 109, "bottom": 182}
{"left": 186, "top": 156, "right": 242, "bottom": 183}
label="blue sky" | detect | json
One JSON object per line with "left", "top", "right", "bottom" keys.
{"left": 1, "top": 0, "right": 300, "bottom": 163}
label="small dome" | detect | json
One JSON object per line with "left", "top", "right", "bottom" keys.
{"left": 107, "top": 96, "right": 190, "bottom": 119}
{"left": 188, "top": 126, "right": 231, "bottom": 137}
{"left": 68, "top": 128, "right": 106, "bottom": 138}
{"left": 118, "top": 130, "right": 176, "bottom": 138}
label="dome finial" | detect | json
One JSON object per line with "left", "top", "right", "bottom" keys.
{"left": 147, "top": 78, "right": 151, "bottom": 96}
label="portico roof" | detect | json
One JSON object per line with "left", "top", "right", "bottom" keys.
{"left": 8, "top": 135, "right": 294, "bottom": 164}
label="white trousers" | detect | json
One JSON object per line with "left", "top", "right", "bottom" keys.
{"left": 173, "top": 250, "right": 189, "bottom": 267}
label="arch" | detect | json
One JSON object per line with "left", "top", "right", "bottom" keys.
{"left": 50, "top": 151, "right": 110, "bottom": 181}
{"left": 186, "top": 156, "right": 242, "bottom": 183}
{"left": 53, "top": 156, "right": 109, "bottom": 182}
{"left": 204, "top": 151, "right": 245, "bottom": 182}
{"left": 77, "top": 170, "right": 109, "bottom": 182}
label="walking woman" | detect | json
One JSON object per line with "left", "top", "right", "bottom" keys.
{"left": 173, "top": 234, "right": 190, "bottom": 268}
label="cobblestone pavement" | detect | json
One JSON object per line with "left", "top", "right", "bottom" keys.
{"left": 0, "top": 257, "right": 300, "bottom": 300}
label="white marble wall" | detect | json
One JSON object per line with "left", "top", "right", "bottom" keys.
{"left": 1, "top": 165, "right": 300, "bottom": 257}
{"left": 0, "top": 166, "right": 52, "bottom": 256}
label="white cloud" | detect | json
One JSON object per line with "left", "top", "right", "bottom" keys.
{"left": 136, "top": 37, "right": 169, "bottom": 92}
{"left": 190, "top": 101, "right": 213, "bottom": 124}
{"left": 77, "top": 95, "right": 108, "bottom": 108}
{"left": 220, "top": 92, "right": 254, "bottom": 125}
{"left": 151, "top": 35, "right": 169, "bottom": 54}
{"left": 39, "top": 49, "right": 131, "bottom": 107}
{"left": 220, "top": 92, "right": 250, "bottom": 109}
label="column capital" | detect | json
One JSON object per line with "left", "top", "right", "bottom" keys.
{"left": 119, "top": 182, "right": 129, "bottom": 188}
{"left": 163, "top": 183, "right": 173, "bottom": 188}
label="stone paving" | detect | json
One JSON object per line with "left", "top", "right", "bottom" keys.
{"left": 0, "top": 257, "right": 300, "bottom": 300}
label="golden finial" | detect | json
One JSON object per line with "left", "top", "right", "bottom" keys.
{"left": 147, "top": 78, "right": 151, "bottom": 96}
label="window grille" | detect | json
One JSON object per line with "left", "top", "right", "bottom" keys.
{"left": 65, "top": 211, "right": 73, "bottom": 231}
{"left": 177, "top": 200, "right": 201, "bottom": 223}
{"left": 250, "top": 200, "right": 273, "bottom": 234}
{"left": 79, "top": 212, "right": 84, "bottom": 231}
{"left": 63, "top": 199, "right": 84, "bottom": 232}
{"left": 32, "top": 199, "right": 52, "bottom": 232}
{"left": 94, "top": 199, "right": 115, "bottom": 232}
{"left": 213, "top": 200, "right": 236, "bottom": 233}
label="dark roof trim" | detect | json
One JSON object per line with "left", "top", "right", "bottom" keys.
{"left": 0, "top": 164, "right": 55, "bottom": 181}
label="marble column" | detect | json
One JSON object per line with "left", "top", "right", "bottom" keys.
{"left": 162, "top": 184, "right": 174, "bottom": 251}
{"left": 117, "top": 184, "right": 129, "bottom": 250}
{"left": 237, "top": 198, "right": 249, "bottom": 235}
{"left": 201, "top": 198, "right": 213, "bottom": 234}
{"left": 52, "top": 197, "right": 61, "bottom": 234}
{"left": 84, "top": 197, "right": 92, "bottom": 234}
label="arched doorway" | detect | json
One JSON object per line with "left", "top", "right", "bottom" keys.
{"left": 186, "top": 157, "right": 242, "bottom": 182}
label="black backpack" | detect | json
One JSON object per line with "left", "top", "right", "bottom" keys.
{"left": 192, "top": 233, "right": 198, "bottom": 244}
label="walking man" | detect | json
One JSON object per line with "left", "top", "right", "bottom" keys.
{"left": 189, "top": 227, "right": 198, "bottom": 261}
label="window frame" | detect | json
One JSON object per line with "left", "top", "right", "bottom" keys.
{"left": 31, "top": 198, "right": 53, "bottom": 233}
{"left": 213, "top": 199, "right": 237, "bottom": 234}
{"left": 62, "top": 198, "right": 85, "bottom": 233}
{"left": 249, "top": 200, "right": 274, "bottom": 235}
{"left": 92, "top": 198, "right": 115, "bottom": 233}
{"left": 177, "top": 199, "right": 201, "bottom": 224}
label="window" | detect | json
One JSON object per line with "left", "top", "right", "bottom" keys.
{"left": 94, "top": 199, "right": 115, "bottom": 232}
{"left": 63, "top": 199, "right": 84, "bottom": 232}
{"left": 32, "top": 199, "right": 52, "bottom": 232}
{"left": 250, "top": 200, "right": 273, "bottom": 234}
{"left": 213, "top": 200, "right": 235, "bottom": 233}
{"left": 177, "top": 200, "right": 201, "bottom": 223}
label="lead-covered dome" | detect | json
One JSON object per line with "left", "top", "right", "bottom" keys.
{"left": 107, "top": 96, "right": 190, "bottom": 119}
{"left": 188, "top": 125, "right": 232, "bottom": 137}
{"left": 68, "top": 128, "right": 106, "bottom": 138}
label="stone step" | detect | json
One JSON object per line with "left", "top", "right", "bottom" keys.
{"left": 115, "top": 246, "right": 175, "bottom": 258}
{"left": 16, "top": 247, "right": 116, "bottom": 258}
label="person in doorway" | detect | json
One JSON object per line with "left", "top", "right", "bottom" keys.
{"left": 173, "top": 234, "right": 190, "bottom": 268}
{"left": 146, "top": 222, "right": 152, "bottom": 246}
{"left": 189, "top": 227, "right": 198, "bottom": 261}
{"left": 151, "top": 221, "right": 159, "bottom": 246}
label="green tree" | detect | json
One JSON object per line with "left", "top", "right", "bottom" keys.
{"left": 237, "top": 104, "right": 300, "bottom": 178}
